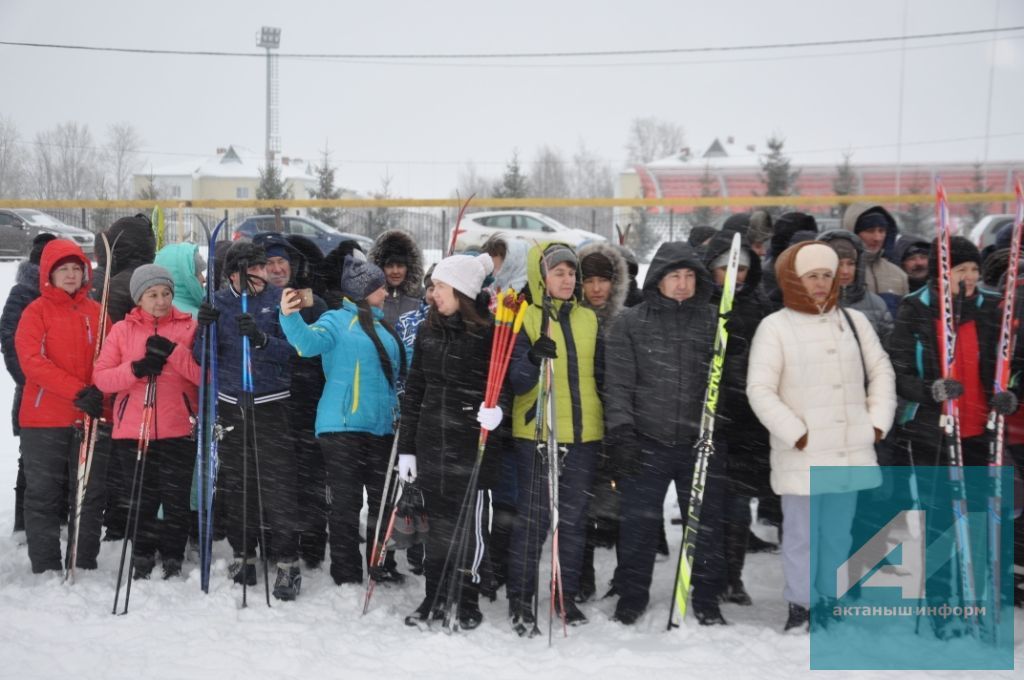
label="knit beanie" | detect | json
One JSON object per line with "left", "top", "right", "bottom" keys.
{"left": 540, "top": 243, "right": 577, "bottom": 275}
{"left": 793, "top": 243, "right": 839, "bottom": 277}
{"left": 340, "top": 255, "right": 386, "bottom": 301}
{"left": 580, "top": 251, "right": 615, "bottom": 280}
{"left": 265, "top": 244, "right": 292, "bottom": 262}
{"left": 129, "top": 264, "right": 175, "bottom": 303}
{"left": 854, "top": 211, "right": 890, "bottom": 234}
{"left": 928, "top": 236, "right": 982, "bottom": 281}
{"left": 431, "top": 253, "right": 494, "bottom": 299}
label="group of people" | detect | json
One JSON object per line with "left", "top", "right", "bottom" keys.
{"left": 2, "top": 202, "right": 1022, "bottom": 638}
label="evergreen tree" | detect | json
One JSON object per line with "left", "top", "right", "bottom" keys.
{"left": 965, "top": 162, "right": 990, "bottom": 229}
{"left": 627, "top": 206, "right": 661, "bottom": 262}
{"left": 136, "top": 172, "right": 160, "bottom": 201}
{"left": 899, "top": 178, "right": 930, "bottom": 238}
{"left": 256, "top": 162, "right": 292, "bottom": 215}
{"left": 493, "top": 151, "right": 529, "bottom": 199}
{"left": 832, "top": 152, "right": 857, "bottom": 219}
{"left": 691, "top": 163, "right": 719, "bottom": 227}
{"left": 308, "top": 144, "right": 343, "bottom": 227}
{"left": 369, "top": 172, "right": 397, "bottom": 239}
{"left": 758, "top": 135, "right": 800, "bottom": 216}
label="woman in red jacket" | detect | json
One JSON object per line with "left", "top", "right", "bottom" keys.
{"left": 15, "top": 239, "right": 109, "bottom": 575}
{"left": 93, "top": 264, "right": 201, "bottom": 579}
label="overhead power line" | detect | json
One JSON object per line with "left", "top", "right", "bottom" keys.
{"left": 0, "top": 26, "right": 1021, "bottom": 61}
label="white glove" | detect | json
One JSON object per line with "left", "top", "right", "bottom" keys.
{"left": 476, "top": 403, "right": 503, "bottom": 431}
{"left": 398, "top": 454, "right": 417, "bottom": 482}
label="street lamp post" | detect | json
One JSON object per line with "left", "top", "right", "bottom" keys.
{"left": 256, "top": 26, "right": 281, "bottom": 166}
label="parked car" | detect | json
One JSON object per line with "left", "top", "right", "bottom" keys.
{"left": 449, "top": 210, "right": 607, "bottom": 252}
{"left": 968, "top": 214, "right": 1015, "bottom": 250}
{"left": 0, "top": 209, "right": 96, "bottom": 260}
{"left": 232, "top": 214, "right": 374, "bottom": 255}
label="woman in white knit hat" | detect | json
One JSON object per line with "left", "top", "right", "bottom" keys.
{"left": 746, "top": 241, "right": 896, "bottom": 633}
{"left": 396, "top": 252, "right": 505, "bottom": 630}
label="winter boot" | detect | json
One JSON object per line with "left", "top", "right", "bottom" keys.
{"left": 272, "top": 562, "right": 302, "bottom": 601}
{"left": 508, "top": 595, "right": 538, "bottom": 637}
{"left": 405, "top": 596, "right": 442, "bottom": 627}
{"left": 229, "top": 558, "right": 258, "bottom": 586}
{"left": 369, "top": 564, "right": 406, "bottom": 586}
{"left": 720, "top": 581, "right": 753, "bottom": 606}
{"left": 784, "top": 603, "right": 810, "bottom": 633}
{"left": 556, "top": 595, "right": 589, "bottom": 626}
{"left": 812, "top": 597, "right": 842, "bottom": 630}
{"left": 747, "top": 530, "right": 779, "bottom": 554}
{"left": 162, "top": 558, "right": 183, "bottom": 580}
{"left": 693, "top": 600, "right": 728, "bottom": 626}
{"left": 458, "top": 603, "right": 484, "bottom": 631}
{"left": 132, "top": 555, "right": 155, "bottom": 581}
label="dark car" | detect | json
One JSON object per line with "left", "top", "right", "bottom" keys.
{"left": 0, "top": 209, "right": 96, "bottom": 260}
{"left": 232, "top": 214, "right": 374, "bottom": 255}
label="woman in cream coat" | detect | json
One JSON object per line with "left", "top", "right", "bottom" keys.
{"left": 747, "top": 241, "right": 896, "bottom": 633}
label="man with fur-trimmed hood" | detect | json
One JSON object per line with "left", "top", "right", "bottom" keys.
{"left": 370, "top": 230, "right": 425, "bottom": 326}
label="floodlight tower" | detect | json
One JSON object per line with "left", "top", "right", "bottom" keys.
{"left": 257, "top": 26, "right": 281, "bottom": 165}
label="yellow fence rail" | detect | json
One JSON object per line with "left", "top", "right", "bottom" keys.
{"left": 0, "top": 192, "right": 1014, "bottom": 211}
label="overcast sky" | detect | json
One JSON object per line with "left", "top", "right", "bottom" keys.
{"left": 2, "top": 0, "right": 1022, "bottom": 197}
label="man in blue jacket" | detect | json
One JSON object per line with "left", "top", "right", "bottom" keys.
{"left": 195, "top": 241, "right": 301, "bottom": 600}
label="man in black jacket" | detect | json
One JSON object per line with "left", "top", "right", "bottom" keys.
{"left": 604, "top": 241, "right": 726, "bottom": 625}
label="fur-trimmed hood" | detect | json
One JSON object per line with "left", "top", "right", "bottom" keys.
{"left": 577, "top": 241, "right": 629, "bottom": 322}
{"left": 370, "top": 229, "right": 424, "bottom": 297}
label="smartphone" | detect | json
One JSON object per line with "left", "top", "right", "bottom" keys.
{"left": 295, "top": 288, "right": 314, "bottom": 309}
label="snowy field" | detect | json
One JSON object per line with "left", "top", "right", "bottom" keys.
{"left": 0, "top": 258, "right": 1020, "bottom": 680}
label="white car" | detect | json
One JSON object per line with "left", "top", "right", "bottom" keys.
{"left": 449, "top": 210, "right": 606, "bottom": 252}
{"left": 968, "top": 214, "right": 1014, "bottom": 250}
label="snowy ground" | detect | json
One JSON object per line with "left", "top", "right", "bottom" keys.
{"left": 0, "top": 259, "right": 1020, "bottom": 680}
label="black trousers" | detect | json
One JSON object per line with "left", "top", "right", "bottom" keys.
{"left": 217, "top": 400, "right": 298, "bottom": 563}
{"left": 21, "top": 426, "right": 109, "bottom": 572}
{"left": 421, "top": 483, "right": 487, "bottom": 609}
{"left": 319, "top": 432, "right": 395, "bottom": 582}
{"left": 616, "top": 436, "right": 726, "bottom": 615}
{"left": 114, "top": 436, "right": 194, "bottom": 562}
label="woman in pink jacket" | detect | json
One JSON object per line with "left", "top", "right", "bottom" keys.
{"left": 93, "top": 264, "right": 201, "bottom": 580}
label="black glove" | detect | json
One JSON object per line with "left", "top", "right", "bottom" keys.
{"left": 527, "top": 336, "right": 557, "bottom": 366}
{"left": 132, "top": 354, "right": 167, "bottom": 379}
{"left": 237, "top": 313, "right": 268, "bottom": 349}
{"left": 73, "top": 385, "right": 104, "bottom": 419}
{"left": 991, "top": 391, "right": 1020, "bottom": 417}
{"left": 930, "top": 378, "right": 964, "bottom": 403}
{"left": 145, "top": 334, "right": 177, "bottom": 359}
{"left": 607, "top": 426, "right": 642, "bottom": 478}
{"left": 197, "top": 302, "right": 220, "bottom": 328}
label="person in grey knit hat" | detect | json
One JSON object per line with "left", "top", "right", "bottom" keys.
{"left": 129, "top": 264, "right": 175, "bottom": 304}
{"left": 340, "top": 255, "right": 387, "bottom": 303}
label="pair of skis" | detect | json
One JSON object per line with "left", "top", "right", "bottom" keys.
{"left": 982, "top": 179, "right": 1024, "bottom": 640}
{"left": 668, "top": 231, "right": 741, "bottom": 629}
{"left": 196, "top": 219, "right": 225, "bottom": 593}
{"left": 66, "top": 232, "right": 118, "bottom": 584}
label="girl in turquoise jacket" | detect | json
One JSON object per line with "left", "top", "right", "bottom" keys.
{"left": 279, "top": 256, "right": 407, "bottom": 586}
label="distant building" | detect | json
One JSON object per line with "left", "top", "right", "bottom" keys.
{"left": 617, "top": 138, "right": 1022, "bottom": 226}
{"left": 132, "top": 145, "right": 354, "bottom": 202}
